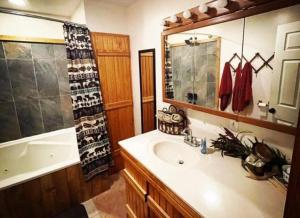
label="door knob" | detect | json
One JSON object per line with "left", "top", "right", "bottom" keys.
{"left": 269, "top": 108, "right": 276, "bottom": 114}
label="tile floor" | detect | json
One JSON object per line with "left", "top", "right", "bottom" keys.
{"left": 82, "top": 173, "right": 126, "bottom": 218}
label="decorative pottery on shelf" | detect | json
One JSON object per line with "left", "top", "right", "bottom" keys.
{"left": 157, "top": 105, "right": 187, "bottom": 135}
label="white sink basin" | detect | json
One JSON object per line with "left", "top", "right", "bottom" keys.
{"left": 151, "top": 141, "right": 199, "bottom": 167}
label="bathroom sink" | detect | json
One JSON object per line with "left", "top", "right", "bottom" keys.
{"left": 151, "top": 141, "right": 199, "bottom": 167}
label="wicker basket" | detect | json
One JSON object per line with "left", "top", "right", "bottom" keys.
{"left": 157, "top": 105, "right": 187, "bottom": 135}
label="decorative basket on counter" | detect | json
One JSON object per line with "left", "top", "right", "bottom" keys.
{"left": 156, "top": 105, "right": 187, "bottom": 135}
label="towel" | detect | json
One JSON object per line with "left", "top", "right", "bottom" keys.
{"left": 219, "top": 62, "right": 232, "bottom": 111}
{"left": 232, "top": 63, "right": 252, "bottom": 112}
{"left": 232, "top": 64, "right": 242, "bottom": 112}
{"left": 238, "top": 62, "right": 253, "bottom": 111}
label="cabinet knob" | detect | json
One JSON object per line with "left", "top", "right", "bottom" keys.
{"left": 269, "top": 108, "right": 276, "bottom": 114}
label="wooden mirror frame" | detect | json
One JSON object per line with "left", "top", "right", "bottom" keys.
{"left": 161, "top": 0, "right": 299, "bottom": 135}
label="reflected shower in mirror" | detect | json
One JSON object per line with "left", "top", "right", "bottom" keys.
{"left": 139, "top": 49, "right": 156, "bottom": 133}
{"left": 165, "top": 18, "right": 244, "bottom": 111}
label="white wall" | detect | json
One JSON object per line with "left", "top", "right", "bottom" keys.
{"left": 126, "top": 0, "right": 296, "bottom": 159}
{"left": 0, "top": 13, "right": 65, "bottom": 39}
{"left": 84, "top": 0, "right": 129, "bottom": 34}
{"left": 71, "top": 0, "right": 86, "bottom": 24}
{"left": 127, "top": 0, "right": 200, "bottom": 135}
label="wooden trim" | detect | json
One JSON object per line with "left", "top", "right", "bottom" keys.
{"left": 92, "top": 32, "right": 130, "bottom": 37}
{"left": 161, "top": 2, "right": 299, "bottom": 135}
{"left": 142, "top": 96, "right": 154, "bottom": 103}
{"left": 126, "top": 204, "right": 137, "bottom": 218}
{"left": 139, "top": 48, "right": 157, "bottom": 133}
{"left": 96, "top": 52, "right": 130, "bottom": 57}
{"left": 237, "top": 115, "right": 297, "bottom": 135}
{"left": 284, "top": 113, "right": 300, "bottom": 218}
{"left": 0, "top": 35, "right": 65, "bottom": 44}
{"left": 104, "top": 100, "right": 133, "bottom": 111}
{"left": 120, "top": 148, "right": 202, "bottom": 217}
{"left": 147, "top": 196, "right": 171, "bottom": 218}
{"left": 122, "top": 169, "right": 147, "bottom": 201}
{"left": 162, "top": 0, "right": 299, "bottom": 35}
{"left": 165, "top": 98, "right": 238, "bottom": 120}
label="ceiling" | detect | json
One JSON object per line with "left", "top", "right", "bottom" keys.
{"left": 0, "top": 0, "right": 137, "bottom": 18}
{"left": 0, "top": 0, "right": 82, "bottom": 18}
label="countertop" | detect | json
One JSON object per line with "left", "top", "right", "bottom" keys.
{"left": 119, "top": 130, "right": 286, "bottom": 218}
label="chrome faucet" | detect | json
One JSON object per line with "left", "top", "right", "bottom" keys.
{"left": 181, "top": 128, "right": 201, "bottom": 147}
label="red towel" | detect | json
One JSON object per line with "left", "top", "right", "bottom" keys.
{"left": 232, "top": 64, "right": 242, "bottom": 112}
{"left": 219, "top": 62, "right": 232, "bottom": 111}
{"left": 239, "top": 62, "right": 253, "bottom": 111}
{"left": 232, "top": 62, "right": 253, "bottom": 112}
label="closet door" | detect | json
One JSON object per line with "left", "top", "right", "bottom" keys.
{"left": 91, "top": 32, "right": 135, "bottom": 173}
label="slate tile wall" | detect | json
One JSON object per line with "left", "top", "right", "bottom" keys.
{"left": 0, "top": 41, "right": 74, "bottom": 143}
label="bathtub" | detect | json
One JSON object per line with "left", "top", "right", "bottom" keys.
{"left": 0, "top": 127, "right": 80, "bottom": 190}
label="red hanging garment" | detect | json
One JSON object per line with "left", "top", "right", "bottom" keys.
{"left": 219, "top": 62, "right": 232, "bottom": 111}
{"left": 232, "top": 64, "right": 242, "bottom": 112}
{"left": 237, "top": 62, "right": 253, "bottom": 111}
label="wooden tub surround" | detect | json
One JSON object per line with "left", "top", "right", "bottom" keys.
{"left": 0, "top": 164, "right": 116, "bottom": 218}
{"left": 119, "top": 131, "right": 286, "bottom": 218}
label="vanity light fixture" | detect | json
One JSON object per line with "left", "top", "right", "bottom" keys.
{"left": 216, "top": 0, "right": 228, "bottom": 8}
{"left": 170, "top": 14, "right": 179, "bottom": 23}
{"left": 198, "top": 2, "right": 208, "bottom": 13}
{"left": 183, "top": 10, "right": 192, "bottom": 19}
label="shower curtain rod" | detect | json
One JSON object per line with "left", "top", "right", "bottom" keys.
{"left": 0, "top": 7, "right": 86, "bottom": 27}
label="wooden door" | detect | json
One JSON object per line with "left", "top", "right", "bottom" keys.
{"left": 91, "top": 32, "right": 135, "bottom": 173}
{"left": 139, "top": 50, "right": 156, "bottom": 133}
{"left": 270, "top": 21, "right": 300, "bottom": 126}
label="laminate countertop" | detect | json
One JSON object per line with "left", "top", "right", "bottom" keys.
{"left": 119, "top": 130, "right": 286, "bottom": 218}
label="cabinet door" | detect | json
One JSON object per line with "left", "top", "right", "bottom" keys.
{"left": 148, "top": 184, "right": 186, "bottom": 218}
{"left": 123, "top": 169, "right": 148, "bottom": 218}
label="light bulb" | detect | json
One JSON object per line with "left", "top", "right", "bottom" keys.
{"left": 9, "top": 0, "right": 26, "bottom": 6}
{"left": 183, "top": 10, "right": 192, "bottom": 19}
{"left": 199, "top": 3, "right": 208, "bottom": 13}
{"left": 170, "top": 15, "right": 178, "bottom": 23}
{"left": 216, "top": 0, "right": 228, "bottom": 8}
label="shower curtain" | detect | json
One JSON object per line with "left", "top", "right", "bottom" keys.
{"left": 165, "top": 40, "right": 174, "bottom": 99}
{"left": 63, "top": 22, "right": 113, "bottom": 180}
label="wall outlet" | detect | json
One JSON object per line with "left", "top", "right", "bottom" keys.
{"left": 229, "top": 120, "right": 239, "bottom": 132}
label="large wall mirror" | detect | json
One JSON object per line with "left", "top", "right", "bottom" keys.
{"left": 163, "top": 4, "right": 300, "bottom": 132}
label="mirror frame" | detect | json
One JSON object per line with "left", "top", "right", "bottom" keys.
{"left": 161, "top": 0, "right": 299, "bottom": 135}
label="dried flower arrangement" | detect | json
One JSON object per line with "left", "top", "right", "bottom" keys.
{"left": 211, "top": 128, "right": 288, "bottom": 180}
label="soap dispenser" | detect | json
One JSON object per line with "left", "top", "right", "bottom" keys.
{"left": 201, "top": 137, "right": 207, "bottom": 154}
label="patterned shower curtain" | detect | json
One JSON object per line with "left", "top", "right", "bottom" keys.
{"left": 63, "top": 22, "right": 113, "bottom": 180}
{"left": 165, "top": 40, "right": 174, "bottom": 99}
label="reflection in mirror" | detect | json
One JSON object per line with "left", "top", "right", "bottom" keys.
{"left": 242, "top": 5, "right": 300, "bottom": 127}
{"left": 164, "top": 5, "right": 300, "bottom": 128}
{"left": 165, "top": 19, "right": 244, "bottom": 111}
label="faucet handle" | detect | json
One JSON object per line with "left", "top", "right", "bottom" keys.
{"left": 181, "top": 127, "right": 192, "bottom": 135}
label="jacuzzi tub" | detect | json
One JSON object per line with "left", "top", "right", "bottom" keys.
{"left": 0, "top": 127, "right": 80, "bottom": 190}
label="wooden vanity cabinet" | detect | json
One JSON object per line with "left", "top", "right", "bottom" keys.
{"left": 121, "top": 148, "right": 202, "bottom": 218}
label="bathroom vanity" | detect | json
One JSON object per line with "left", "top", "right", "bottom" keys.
{"left": 119, "top": 131, "right": 286, "bottom": 218}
